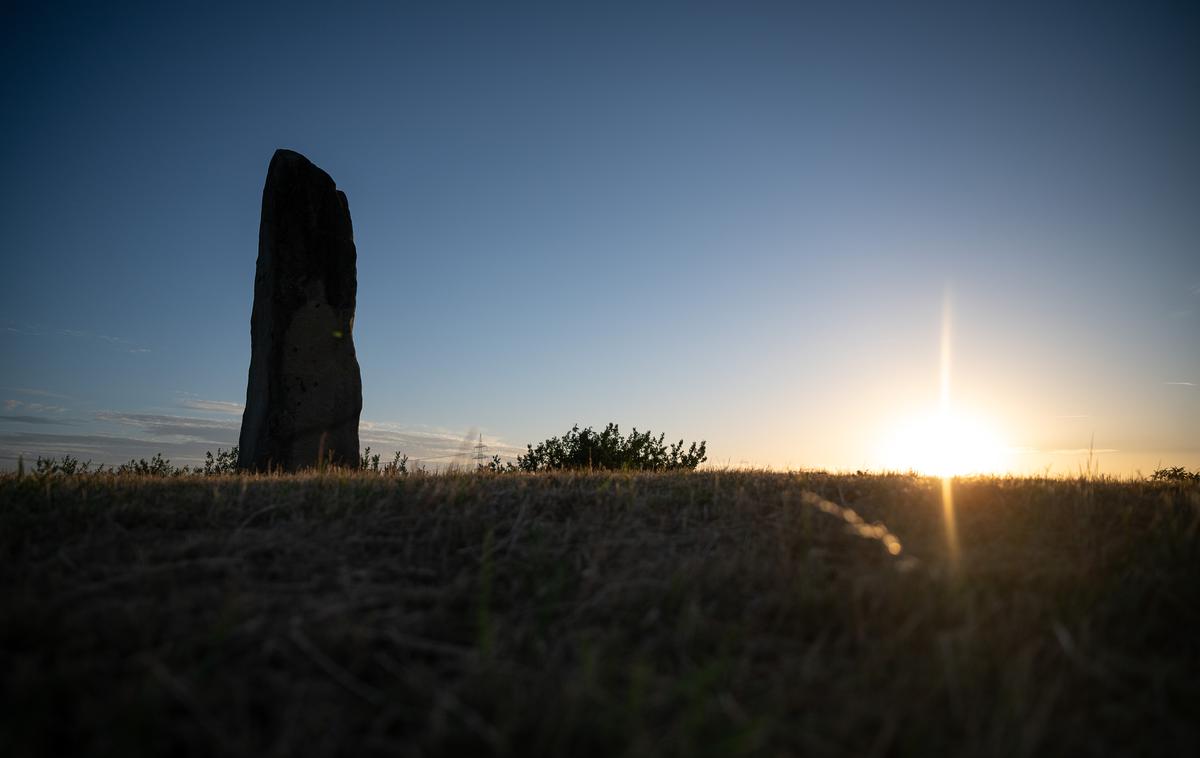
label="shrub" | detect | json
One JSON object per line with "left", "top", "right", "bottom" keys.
{"left": 515, "top": 423, "right": 706, "bottom": 472}
{"left": 117, "top": 453, "right": 177, "bottom": 476}
{"left": 360, "top": 448, "right": 409, "bottom": 475}
{"left": 315, "top": 447, "right": 405, "bottom": 473}
{"left": 204, "top": 447, "right": 239, "bottom": 475}
{"left": 360, "top": 447, "right": 381, "bottom": 472}
{"left": 1150, "top": 466, "right": 1199, "bottom": 482}
{"left": 383, "top": 451, "right": 409, "bottom": 475}
{"left": 34, "top": 455, "right": 94, "bottom": 476}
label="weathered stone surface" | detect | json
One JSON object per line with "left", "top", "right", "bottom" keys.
{"left": 238, "top": 149, "right": 362, "bottom": 471}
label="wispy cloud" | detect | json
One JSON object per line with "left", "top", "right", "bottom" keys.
{"left": 358, "top": 421, "right": 523, "bottom": 463}
{"left": 0, "top": 387, "right": 73, "bottom": 400}
{"left": 95, "top": 411, "right": 238, "bottom": 443}
{"left": 2, "top": 323, "right": 151, "bottom": 353}
{"left": 180, "top": 398, "right": 244, "bottom": 414}
{"left": 0, "top": 431, "right": 224, "bottom": 466}
{"left": 1165, "top": 381, "right": 1196, "bottom": 387}
{"left": 1049, "top": 448, "right": 1119, "bottom": 455}
{"left": 62, "top": 329, "right": 137, "bottom": 346}
{"left": 4, "top": 399, "right": 68, "bottom": 414}
{"left": 352, "top": 419, "right": 528, "bottom": 467}
{"left": 0, "top": 409, "right": 519, "bottom": 470}
{"left": 0, "top": 415, "right": 73, "bottom": 426}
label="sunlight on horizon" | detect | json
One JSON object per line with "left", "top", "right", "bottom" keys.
{"left": 876, "top": 291, "right": 1014, "bottom": 478}
{"left": 879, "top": 409, "right": 1013, "bottom": 477}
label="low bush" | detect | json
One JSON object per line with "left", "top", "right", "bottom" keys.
{"left": 514, "top": 423, "right": 706, "bottom": 472}
{"left": 1151, "top": 466, "right": 1200, "bottom": 482}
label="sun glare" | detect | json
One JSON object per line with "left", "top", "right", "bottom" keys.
{"left": 880, "top": 410, "right": 1011, "bottom": 477}
{"left": 877, "top": 290, "right": 1012, "bottom": 478}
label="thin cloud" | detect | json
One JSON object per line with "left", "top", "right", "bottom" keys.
{"left": 180, "top": 399, "right": 245, "bottom": 414}
{"left": 101, "top": 410, "right": 499, "bottom": 456}
{"left": 0, "top": 431, "right": 226, "bottom": 467}
{"left": 0, "top": 415, "right": 73, "bottom": 426}
{"left": 30, "top": 404, "right": 67, "bottom": 413}
{"left": 1165, "top": 381, "right": 1196, "bottom": 387}
{"left": 65, "top": 329, "right": 134, "bottom": 346}
{"left": 358, "top": 421, "right": 523, "bottom": 462}
{"left": 4, "top": 399, "right": 68, "bottom": 414}
{"left": 0, "top": 387, "right": 73, "bottom": 400}
{"left": 2, "top": 323, "right": 150, "bottom": 353}
{"left": 0, "top": 419, "right": 520, "bottom": 470}
{"left": 95, "top": 411, "right": 239, "bottom": 443}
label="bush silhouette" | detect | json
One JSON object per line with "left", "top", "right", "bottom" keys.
{"left": 515, "top": 423, "right": 706, "bottom": 472}
{"left": 1150, "top": 466, "right": 1199, "bottom": 482}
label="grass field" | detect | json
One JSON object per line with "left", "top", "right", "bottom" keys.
{"left": 2, "top": 470, "right": 1198, "bottom": 757}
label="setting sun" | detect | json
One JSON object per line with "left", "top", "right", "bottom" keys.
{"left": 873, "top": 290, "right": 1014, "bottom": 478}
{"left": 880, "top": 410, "right": 1011, "bottom": 477}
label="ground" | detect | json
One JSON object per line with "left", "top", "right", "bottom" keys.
{"left": 2, "top": 470, "right": 1198, "bottom": 757}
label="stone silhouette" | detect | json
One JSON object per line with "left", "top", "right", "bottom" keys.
{"left": 238, "top": 149, "right": 362, "bottom": 471}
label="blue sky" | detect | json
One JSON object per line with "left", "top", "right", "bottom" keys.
{"left": 1, "top": 1, "right": 1197, "bottom": 473}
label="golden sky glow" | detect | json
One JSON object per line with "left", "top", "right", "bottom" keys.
{"left": 878, "top": 410, "right": 1013, "bottom": 477}
{"left": 874, "top": 292, "right": 1013, "bottom": 476}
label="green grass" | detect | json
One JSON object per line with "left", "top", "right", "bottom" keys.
{"left": 2, "top": 470, "right": 1198, "bottom": 757}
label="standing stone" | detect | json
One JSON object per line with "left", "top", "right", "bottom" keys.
{"left": 238, "top": 149, "right": 362, "bottom": 471}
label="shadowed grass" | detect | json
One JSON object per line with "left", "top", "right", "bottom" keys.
{"left": 1, "top": 470, "right": 1198, "bottom": 757}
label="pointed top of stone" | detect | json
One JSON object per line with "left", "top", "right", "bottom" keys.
{"left": 269, "top": 147, "right": 329, "bottom": 174}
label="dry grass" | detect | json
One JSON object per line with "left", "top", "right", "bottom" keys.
{"left": 2, "top": 470, "right": 1198, "bottom": 757}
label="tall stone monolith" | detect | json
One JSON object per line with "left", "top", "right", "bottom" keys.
{"left": 238, "top": 149, "right": 362, "bottom": 471}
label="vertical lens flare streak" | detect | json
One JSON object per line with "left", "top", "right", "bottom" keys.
{"left": 875, "top": 287, "right": 1012, "bottom": 562}
{"left": 940, "top": 294, "right": 952, "bottom": 418}
{"left": 877, "top": 292, "right": 1009, "bottom": 479}
{"left": 939, "top": 289, "right": 961, "bottom": 569}
{"left": 941, "top": 474, "right": 960, "bottom": 567}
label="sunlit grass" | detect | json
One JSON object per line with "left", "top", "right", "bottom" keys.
{"left": 2, "top": 469, "right": 1198, "bottom": 756}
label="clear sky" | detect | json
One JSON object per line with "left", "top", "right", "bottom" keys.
{"left": 1, "top": 0, "right": 1197, "bottom": 475}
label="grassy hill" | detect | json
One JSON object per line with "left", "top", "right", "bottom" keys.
{"left": 2, "top": 470, "right": 1198, "bottom": 756}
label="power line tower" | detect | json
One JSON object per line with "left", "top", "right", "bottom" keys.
{"left": 473, "top": 433, "right": 488, "bottom": 469}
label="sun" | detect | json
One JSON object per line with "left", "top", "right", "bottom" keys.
{"left": 880, "top": 410, "right": 1011, "bottom": 477}
{"left": 874, "top": 288, "right": 1013, "bottom": 477}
